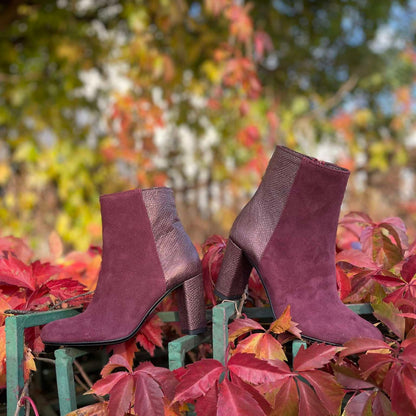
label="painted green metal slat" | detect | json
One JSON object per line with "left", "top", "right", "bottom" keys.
{"left": 55, "top": 348, "right": 88, "bottom": 416}
{"left": 5, "top": 309, "right": 80, "bottom": 416}
{"left": 168, "top": 334, "right": 211, "bottom": 371}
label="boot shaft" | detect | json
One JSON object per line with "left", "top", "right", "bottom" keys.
{"left": 230, "top": 146, "right": 349, "bottom": 263}
{"left": 101, "top": 187, "right": 201, "bottom": 290}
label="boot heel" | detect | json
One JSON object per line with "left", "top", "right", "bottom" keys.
{"left": 176, "top": 273, "right": 207, "bottom": 335}
{"left": 215, "top": 238, "right": 252, "bottom": 300}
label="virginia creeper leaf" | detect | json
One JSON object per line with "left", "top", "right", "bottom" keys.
{"left": 297, "top": 379, "right": 329, "bottom": 416}
{"left": 0, "top": 256, "right": 34, "bottom": 290}
{"left": 401, "top": 255, "right": 416, "bottom": 283}
{"left": 358, "top": 353, "right": 394, "bottom": 381}
{"left": 344, "top": 391, "right": 374, "bottom": 416}
{"left": 90, "top": 372, "right": 128, "bottom": 396}
{"left": 336, "top": 249, "right": 377, "bottom": 269}
{"left": 194, "top": 383, "right": 218, "bottom": 416}
{"left": 108, "top": 373, "right": 134, "bottom": 416}
{"left": 231, "top": 374, "right": 271, "bottom": 415}
{"left": 107, "top": 338, "right": 139, "bottom": 370}
{"left": 135, "top": 362, "right": 178, "bottom": 401}
{"left": 339, "top": 338, "right": 391, "bottom": 359}
{"left": 228, "top": 316, "right": 264, "bottom": 343}
{"left": 301, "top": 370, "right": 344, "bottom": 415}
{"left": 228, "top": 353, "right": 291, "bottom": 385}
{"left": 233, "top": 332, "right": 286, "bottom": 361}
{"left": 134, "top": 372, "right": 164, "bottom": 416}
{"left": 373, "top": 391, "right": 396, "bottom": 416}
{"left": 270, "top": 377, "right": 299, "bottom": 416}
{"left": 101, "top": 354, "right": 132, "bottom": 377}
{"left": 268, "top": 305, "right": 292, "bottom": 334}
{"left": 217, "top": 377, "right": 267, "bottom": 416}
{"left": 332, "top": 363, "right": 375, "bottom": 390}
{"left": 173, "top": 359, "right": 224, "bottom": 402}
{"left": 293, "top": 344, "right": 339, "bottom": 371}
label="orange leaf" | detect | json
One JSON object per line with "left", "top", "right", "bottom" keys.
{"left": 234, "top": 333, "right": 287, "bottom": 361}
{"left": 268, "top": 305, "right": 292, "bottom": 335}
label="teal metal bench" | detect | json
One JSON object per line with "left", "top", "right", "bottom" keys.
{"left": 5, "top": 309, "right": 211, "bottom": 416}
{"left": 212, "top": 302, "right": 374, "bottom": 364}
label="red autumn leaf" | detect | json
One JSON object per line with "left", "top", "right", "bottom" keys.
{"left": 135, "top": 362, "right": 178, "bottom": 401}
{"left": 293, "top": 344, "right": 339, "bottom": 372}
{"left": 31, "top": 261, "right": 60, "bottom": 286}
{"left": 228, "top": 316, "right": 264, "bottom": 342}
{"left": 332, "top": 363, "right": 375, "bottom": 390}
{"left": 194, "top": 382, "right": 218, "bottom": 416}
{"left": 358, "top": 353, "right": 394, "bottom": 380}
{"left": 336, "top": 249, "right": 378, "bottom": 270}
{"left": 401, "top": 341, "right": 416, "bottom": 365}
{"left": 91, "top": 372, "right": 129, "bottom": 396}
{"left": 271, "top": 377, "right": 299, "bottom": 416}
{"left": 401, "top": 255, "right": 416, "bottom": 282}
{"left": 343, "top": 391, "right": 374, "bottom": 416}
{"left": 201, "top": 234, "right": 226, "bottom": 305}
{"left": 231, "top": 374, "right": 271, "bottom": 415}
{"left": 101, "top": 354, "right": 132, "bottom": 377}
{"left": 45, "top": 278, "right": 86, "bottom": 302}
{"left": 173, "top": 359, "right": 224, "bottom": 402}
{"left": 388, "top": 363, "right": 416, "bottom": 416}
{"left": 336, "top": 266, "right": 352, "bottom": 300}
{"left": 371, "top": 274, "right": 403, "bottom": 287}
{"left": 135, "top": 314, "right": 164, "bottom": 356}
{"left": 372, "top": 391, "right": 395, "bottom": 416}
{"left": 301, "top": 370, "right": 344, "bottom": 415}
{"left": 134, "top": 372, "right": 164, "bottom": 416}
{"left": 297, "top": 379, "right": 330, "bottom": 416}
{"left": 227, "top": 353, "right": 291, "bottom": 385}
{"left": 339, "top": 338, "right": 391, "bottom": 359}
{"left": 0, "top": 256, "right": 34, "bottom": 291}
{"left": 107, "top": 373, "right": 134, "bottom": 416}
{"left": 217, "top": 377, "right": 267, "bottom": 416}
{"left": 107, "top": 338, "right": 139, "bottom": 370}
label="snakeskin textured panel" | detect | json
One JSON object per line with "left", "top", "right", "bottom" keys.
{"left": 176, "top": 273, "right": 206, "bottom": 333}
{"left": 230, "top": 146, "right": 302, "bottom": 263}
{"left": 142, "top": 188, "right": 202, "bottom": 290}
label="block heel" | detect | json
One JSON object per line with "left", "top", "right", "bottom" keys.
{"left": 176, "top": 273, "right": 207, "bottom": 335}
{"left": 214, "top": 238, "right": 252, "bottom": 300}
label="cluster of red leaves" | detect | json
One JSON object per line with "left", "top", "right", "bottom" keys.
{"left": 89, "top": 354, "right": 179, "bottom": 416}
{"left": 336, "top": 212, "right": 416, "bottom": 332}
{"left": 173, "top": 339, "right": 344, "bottom": 415}
{"left": 228, "top": 305, "right": 301, "bottom": 361}
{"left": 335, "top": 335, "right": 416, "bottom": 415}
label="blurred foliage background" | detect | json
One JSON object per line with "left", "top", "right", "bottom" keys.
{"left": 1, "top": 0, "right": 416, "bottom": 255}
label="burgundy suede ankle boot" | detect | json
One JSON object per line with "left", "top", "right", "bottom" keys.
{"left": 215, "top": 146, "right": 382, "bottom": 345}
{"left": 41, "top": 188, "right": 206, "bottom": 346}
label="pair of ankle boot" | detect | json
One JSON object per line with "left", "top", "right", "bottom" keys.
{"left": 41, "top": 146, "right": 382, "bottom": 347}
